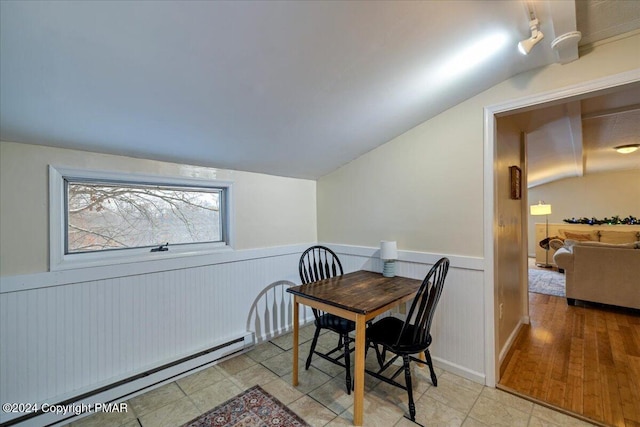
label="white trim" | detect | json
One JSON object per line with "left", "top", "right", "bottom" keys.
{"left": 490, "top": 69, "right": 640, "bottom": 114}
{"left": 48, "top": 165, "right": 236, "bottom": 272}
{"left": 0, "top": 243, "right": 313, "bottom": 293}
{"left": 483, "top": 69, "right": 640, "bottom": 387}
{"left": 483, "top": 106, "right": 498, "bottom": 387}
{"left": 432, "top": 356, "right": 485, "bottom": 385}
{"left": 322, "top": 243, "right": 484, "bottom": 271}
{"left": 498, "top": 317, "right": 525, "bottom": 368}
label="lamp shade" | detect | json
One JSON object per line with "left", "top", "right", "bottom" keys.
{"left": 380, "top": 241, "right": 398, "bottom": 260}
{"left": 530, "top": 203, "right": 551, "bottom": 216}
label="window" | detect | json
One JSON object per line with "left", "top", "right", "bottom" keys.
{"left": 50, "top": 166, "right": 233, "bottom": 270}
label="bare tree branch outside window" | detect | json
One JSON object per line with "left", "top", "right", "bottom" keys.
{"left": 66, "top": 182, "right": 221, "bottom": 253}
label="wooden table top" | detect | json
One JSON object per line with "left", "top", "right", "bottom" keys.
{"left": 287, "top": 270, "right": 422, "bottom": 315}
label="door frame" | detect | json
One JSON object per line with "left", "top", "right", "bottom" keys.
{"left": 482, "top": 68, "right": 640, "bottom": 387}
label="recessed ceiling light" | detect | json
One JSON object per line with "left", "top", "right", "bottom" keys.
{"left": 614, "top": 144, "right": 640, "bottom": 154}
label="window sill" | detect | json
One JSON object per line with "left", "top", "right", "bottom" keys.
{"left": 51, "top": 244, "right": 234, "bottom": 272}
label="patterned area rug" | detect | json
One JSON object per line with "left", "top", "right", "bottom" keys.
{"left": 180, "top": 385, "right": 310, "bottom": 427}
{"left": 528, "top": 268, "right": 566, "bottom": 297}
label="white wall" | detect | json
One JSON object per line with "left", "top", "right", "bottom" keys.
{"left": 317, "top": 33, "right": 640, "bottom": 382}
{"left": 0, "top": 141, "right": 317, "bottom": 276}
{"left": 0, "top": 142, "right": 317, "bottom": 420}
{"left": 527, "top": 169, "right": 640, "bottom": 255}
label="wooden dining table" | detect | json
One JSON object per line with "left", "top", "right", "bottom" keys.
{"left": 287, "top": 270, "right": 422, "bottom": 426}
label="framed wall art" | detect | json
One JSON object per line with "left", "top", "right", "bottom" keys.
{"left": 509, "top": 166, "right": 521, "bottom": 200}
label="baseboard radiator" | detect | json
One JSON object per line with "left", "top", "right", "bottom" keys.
{"left": 2, "top": 332, "right": 254, "bottom": 427}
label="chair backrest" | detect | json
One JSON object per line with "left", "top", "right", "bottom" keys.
{"left": 299, "top": 245, "right": 344, "bottom": 285}
{"left": 396, "top": 257, "right": 449, "bottom": 349}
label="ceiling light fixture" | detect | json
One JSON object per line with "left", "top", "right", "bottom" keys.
{"left": 518, "top": 18, "right": 544, "bottom": 55}
{"left": 614, "top": 144, "right": 640, "bottom": 154}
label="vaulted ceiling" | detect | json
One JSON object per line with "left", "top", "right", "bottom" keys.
{"left": 1, "top": 1, "right": 639, "bottom": 180}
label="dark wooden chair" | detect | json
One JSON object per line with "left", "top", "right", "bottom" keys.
{"left": 365, "top": 257, "right": 450, "bottom": 423}
{"left": 298, "top": 245, "right": 355, "bottom": 394}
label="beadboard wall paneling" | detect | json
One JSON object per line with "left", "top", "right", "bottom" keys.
{"left": 327, "top": 243, "right": 486, "bottom": 383}
{"left": 1, "top": 242, "right": 486, "bottom": 423}
{"left": 0, "top": 248, "right": 313, "bottom": 420}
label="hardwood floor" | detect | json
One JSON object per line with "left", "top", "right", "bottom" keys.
{"left": 500, "top": 292, "right": 640, "bottom": 427}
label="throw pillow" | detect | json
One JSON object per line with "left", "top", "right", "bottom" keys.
{"left": 563, "top": 231, "right": 595, "bottom": 241}
{"left": 598, "top": 230, "right": 638, "bottom": 244}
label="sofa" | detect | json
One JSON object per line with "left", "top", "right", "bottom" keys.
{"left": 553, "top": 240, "right": 640, "bottom": 309}
{"left": 534, "top": 223, "right": 640, "bottom": 267}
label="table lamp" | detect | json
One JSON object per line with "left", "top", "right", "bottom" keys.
{"left": 530, "top": 201, "right": 552, "bottom": 268}
{"left": 380, "top": 241, "right": 398, "bottom": 277}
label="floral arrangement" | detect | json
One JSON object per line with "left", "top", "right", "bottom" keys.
{"left": 563, "top": 215, "right": 638, "bottom": 225}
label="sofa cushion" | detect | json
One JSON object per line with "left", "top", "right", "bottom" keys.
{"left": 559, "top": 229, "right": 598, "bottom": 241}
{"left": 598, "top": 230, "right": 639, "bottom": 244}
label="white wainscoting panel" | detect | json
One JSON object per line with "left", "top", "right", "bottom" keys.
{"left": 328, "top": 244, "right": 486, "bottom": 383}
{"left": 0, "top": 247, "right": 310, "bottom": 424}
{"left": 1, "top": 242, "right": 486, "bottom": 425}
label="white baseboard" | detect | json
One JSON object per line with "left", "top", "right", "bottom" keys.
{"left": 432, "top": 356, "right": 486, "bottom": 384}
{"left": 498, "top": 317, "right": 526, "bottom": 369}
{"left": 6, "top": 333, "right": 254, "bottom": 427}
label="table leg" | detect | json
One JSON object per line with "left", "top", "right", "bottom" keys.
{"left": 417, "top": 351, "right": 426, "bottom": 368}
{"left": 353, "top": 313, "right": 366, "bottom": 426}
{"left": 292, "top": 297, "right": 299, "bottom": 387}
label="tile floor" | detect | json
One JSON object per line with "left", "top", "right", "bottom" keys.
{"left": 67, "top": 325, "right": 594, "bottom": 427}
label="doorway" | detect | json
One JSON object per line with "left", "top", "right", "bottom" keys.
{"left": 486, "top": 74, "right": 640, "bottom": 426}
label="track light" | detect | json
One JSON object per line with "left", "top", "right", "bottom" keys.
{"left": 518, "top": 18, "right": 544, "bottom": 55}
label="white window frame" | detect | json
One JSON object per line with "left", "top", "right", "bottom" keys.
{"left": 49, "top": 165, "right": 235, "bottom": 271}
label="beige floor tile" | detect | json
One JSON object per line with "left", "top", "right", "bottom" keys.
{"left": 245, "top": 341, "right": 284, "bottom": 363}
{"left": 69, "top": 402, "right": 137, "bottom": 427}
{"left": 61, "top": 334, "right": 585, "bottom": 427}
{"left": 298, "top": 338, "right": 335, "bottom": 363}
{"left": 175, "top": 365, "right": 226, "bottom": 395}
{"left": 282, "top": 365, "right": 333, "bottom": 394}
{"left": 308, "top": 377, "right": 354, "bottom": 415}
{"left": 530, "top": 405, "right": 596, "bottom": 426}
{"left": 307, "top": 353, "right": 349, "bottom": 378}
{"left": 316, "top": 330, "right": 345, "bottom": 350}
{"left": 405, "top": 394, "right": 467, "bottom": 427}
{"left": 138, "top": 396, "right": 200, "bottom": 427}
{"left": 216, "top": 353, "right": 256, "bottom": 376}
{"left": 369, "top": 377, "right": 427, "bottom": 418}
{"left": 188, "top": 378, "right": 242, "bottom": 413}
{"left": 467, "top": 395, "right": 530, "bottom": 427}
{"left": 461, "top": 416, "right": 491, "bottom": 426}
{"left": 261, "top": 378, "right": 304, "bottom": 405}
{"left": 288, "top": 395, "right": 338, "bottom": 427}
{"left": 325, "top": 391, "right": 405, "bottom": 427}
{"left": 439, "top": 371, "right": 484, "bottom": 393}
{"left": 299, "top": 323, "right": 321, "bottom": 341}
{"left": 129, "top": 382, "right": 185, "bottom": 416}
{"left": 480, "top": 387, "right": 534, "bottom": 415}
{"left": 261, "top": 349, "right": 303, "bottom": 377}
{"left": 270, "top": 332, "right": 296, "bottom": 350}
{"left": 425, "top": 377, "right": 482, "bottom": 413}
{"left": 229, "top": 363, "right": 280, "bottom": 389}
